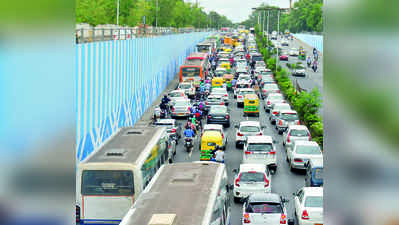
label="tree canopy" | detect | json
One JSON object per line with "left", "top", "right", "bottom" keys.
{"left": 76, "top": 0, "right": 233, "bottom": 28}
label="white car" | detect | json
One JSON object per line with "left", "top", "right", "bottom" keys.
{"left": 236, "top": 88, "right": 256, "bottom": 107}
{"left": 264, "top": 93, "right": 285, "bottom": 112}
{"left": 211, "top": 87, "right": 229, "bottom": 105}
{"left": 293, "top": 187, "right": 323, "bottom": 225}
{"left": 283, "top": 125, "right": 311, "bottom": 149}
{"left": 232, "top": 164, "right": 271, "bottom": 202}
{"left": 276, "top": 110, "right": 300, "bottom": 134}
{"left": 168, "top": 90, "right": 187, "bottom": 102}
{"left": 234, "top": 82, "right": 251, "bottom": 98}
{"left": 214, "top": 67, "right": 227, "bottom": 77}
{"left": 202, "top": 124, "right": 227, "bottom": 148}
{"left": 177, "top": 82, "right": 195, "bottom": 98}
{"left": 269, "top": 103, "right": 291, "bottom": 125}
{"left": 287, "top": 141, "right": 322, "bottom": 171}
{"left": 289, "top": 48, "right": 299, "bottom": 56}
{"left": 170, "top": 99, "right": 191, "bottom": 118}
{"left": 261, "top": 83, "right": 280, "bottom": 99}
{"left": 243, "top": 136, "right": 277, "bottom": 172}
{"left": 242, "top": 193, "right": 291, "bottom": 225}
{"left": 238, "top": 74, "right": 251, "bottom": 83}
{"left": 235, "top": 121, "right": 264, "bottom": 148}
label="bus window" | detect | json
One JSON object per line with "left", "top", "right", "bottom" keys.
{"left": 82, "top": 170, "right": 134, "bottom": 196}
{"left": 141, "top": 136, "right": 167, "bottom": 189}
{"left": 181, "top": 67, "right": 200, "bottom": 77}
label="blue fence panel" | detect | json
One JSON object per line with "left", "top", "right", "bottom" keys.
{"left": 76, "top": 32, "right": 210, "bottom": 162}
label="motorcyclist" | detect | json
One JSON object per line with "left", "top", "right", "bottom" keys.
{"left": 307, "top": 56, "right": 312, "bottom": 67}
{"left": 184, "top": 126, "right": 195, "bottom": 138}
{"left": 162, "top": 94, "right": 171, "bottom": 105}
{"left": 211, "top": 146, "right": 225, "bottom": 163}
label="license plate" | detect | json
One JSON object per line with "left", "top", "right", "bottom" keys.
{"left": 178, "top": 113, "right": 184, "bottom": 116}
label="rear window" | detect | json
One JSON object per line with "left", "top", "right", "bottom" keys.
{"left": 280, "top": 113, "right": 298, "bottom": 121}
{"left": 179, "top": 84, "right": 191, "bottom": 89}
{"left": 304, "top": 196, "right": 323, "bottom": 208}
{"left": 290, "top": 129, "right": 308, "bottom": 136}
{"left": 248, "top": 100, "right": 256, "bottom": 104}
{"left": 82, "top": 170, "right": 134, "bottom": 196}
{"left": 269, "top": 95, "right": 283, "bottom": 101}
{"left": 314, "top": 168, "right": 323, "bottom": 179}
{"left": 240, "top": 126, "right": 260, "bottom": 133}
{"left": 296, "top": 145, "right": 321, "bottom": 155}
{"left": 246, "top": 202, "right": 283, "bottom": 213}
{"left": 247, "top": 143, "right": 273, "bottom": 152}
{"left": 240, "top": 172, "right": 265, "bottom": 182}
{"left": 169, "top": 92, "right": 183, "bottom": 97}
{"left": 174, "top": 101, "right": 188, "bottom": 107}
{"left": 274, "top": 105, "right": 291, "bottom": 111}
{"left": 210, "top": 106, "right": 227, "bottom": 114}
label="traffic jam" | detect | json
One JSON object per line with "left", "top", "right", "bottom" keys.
{"left": 76, "top": 28, "right": 323, "bottom": 225}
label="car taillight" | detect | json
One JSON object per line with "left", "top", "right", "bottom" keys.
{"left": 171, "top": 128, "right": 176, "bottom": 133}
{"left": 220, "top": 102, "right": 224, "bottom": 105}
{"left": 279, "top": 120, "right": 282, "bottom": 125}
{"left": 226, "top": 115, "right": 229, "bottom": 119}
{"left": 244, "top": 151, "right": 251, "bottom": 155}
{"left": 188, "top": 107, "right": 191, "bottom": 111}
{"left": 264, "top": 174, "right": 269, "bottom": 187}
{"left": 222, "top": 133, "right": 224, "bottom": 138}
{"left": 237, "top": 132, "right": 244, "bottom": 136}
{"left": 297, "top": 120, "right": 300, "bottom": 125}
{"left": 263, "top": 90, "right": 266, "bottom": 93}
{"left": 294, "top": 158, "right": 303, "bottom": 162}
{"left": 206, "top": 102, "right": 209, "bottom": 105}
{"left": 235, "top": 174, "right": 241, "bottom": 187}
{"left": 224, "top": 94, "right": 228, "bottom": 96}
{"left": 277, "top": 90, "right": 280, "bottom": 93}
{"left": 273, "top": 111, "right": 278, "bottom": 115}
{"left": 267, "top": 101, "right": 271, "bottom": 105}
{"left": 257, "top": 132, "right": 262, "bottom": 136}
{"left": 269, "top": 151, "right": 276, "bottom": 155}
{"left": 308, "top": 133, "right": 312, "bottom": 141}
{"left": 208, "top": 115, "right": 211, "bottom": 119}
{"left": 238, "top": 96, "right": 242, "bottom": 98}
{"left": 280, "top": 213, "right": 287, "bottom": 224}
{"left": 243, "top": 213, "right": 250, "bottom": 223}
{"left": 171, "top": 108, "right": 175, "bottom": 112}
{"left": 287, "top": 134, "right": 291, "bottom": 143}
{"left": 301, "top": 210, "right": 309, "bottom": 220}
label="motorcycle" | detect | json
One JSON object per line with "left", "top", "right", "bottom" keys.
{"left": 184, "top": 137, "right": 194, "bottom": 153}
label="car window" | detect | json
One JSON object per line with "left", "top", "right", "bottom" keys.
{"left": 246, "top": 202, "right": 283, "bottom": 213}
{"left": 179, "top": 84, "right": 191, "bottom": 89}
{"left": 314, "top": 168, "right": 323, "bottom": 180}
{"left": 296, "top": 145, "right": 321, "bottom": 155}
{"left": 269, "top": 95, "right": 283, "bottom": 101}
{"left": 240, "top": 126, "right": 260, "bottom": 133}
{"left": 275, "top": 105, "right": 291, "bottom": 111}
{"left": 290, "top": 129, "right": 308, "bottom": 136}
{"left": 210, "top": 107, "right": 227, "bottom": 114}
{"left": 247, "top": 143, "right": 273, "bottom": 152}
{"left": 239, "top": 172, "right": 265, "bottom": 182}
{"left": 280, "top": 113, "right": 298, "bottom": 121}
{"left": 298, "top": 190, "right": 304, "bottom": 203}
{"left": 174, "top": 101, "right": 188, "bottom": 107}
{"left": 169, "top": 92, "right": 181, "bottom": 97}
{"left": 304, "top": 196, "right": 323, "bottom": 208}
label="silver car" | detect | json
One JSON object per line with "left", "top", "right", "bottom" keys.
{"left": 264, "top": 93, "right": 285, "bottom": 112}
{"left": 276, "top": 110, "right": 300, "bottom": 134}
{"left": 211, "top": 88, "right": 229, "bottom": 105}
{"left": 283, "top": 125, "right": 311, "bottom": 150}
{"left": 177, "top": 82, "right": 195, "bottom": 98}
{"left": 241, "top": 193, "right": 290, "bottom": 225}
{"left": 261, "top": 83, "right": 280, "bottom": 99}
{"left": 292, "top": 65, "right": 306, "bottom": 77}
{"left": 269, "top": 103, "right": 291, "bottom": 124}
{"left": 170, "top": 99, "right": 191, "bottom": 118}
{"left": 287, "top": 141, "right": 322, "bottom": 171}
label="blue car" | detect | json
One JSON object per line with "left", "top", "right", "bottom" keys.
{"left": 305, "top": 158, "right": 323, "bottom": 187}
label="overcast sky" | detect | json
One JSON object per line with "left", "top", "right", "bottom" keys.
{"left": 186, "top": 0, "right": 293, "bottom": 23}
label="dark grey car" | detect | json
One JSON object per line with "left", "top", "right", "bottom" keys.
{"left": 207, "top": 105, "right": 230, "bottom": 127}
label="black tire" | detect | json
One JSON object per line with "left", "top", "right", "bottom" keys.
{"left": 286, "top": 156, "right": 289, "bottom": 162}
{"left": 235, "top": 142, "right": 240, "bottom": 149}
{"left": 278, "top": 130, "right": 283, "bottom": 135}
{"left": 234, "top": 197, "right": 241, "bottom": 203}
{"left": 225, "top": 123, "right": 230, "bottom": 128}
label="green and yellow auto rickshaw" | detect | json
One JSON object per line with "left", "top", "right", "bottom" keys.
{"left": 223, "top": 74, "right": 234, "bottom": 91}
{"left": 200, "top": 131, "right": 223, "bottom": 161}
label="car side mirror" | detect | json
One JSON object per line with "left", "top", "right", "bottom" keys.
{"left": 288, "top": 219, "right": 294, "bottom": 225}
{"left": 232, "top": 169, "right": 238, "bottom": 174}
{"left": 234, "top": 124, "right": 239, "bottom": 129}
{"left": 292, "top": 192, "right": 297, "bottom": 196}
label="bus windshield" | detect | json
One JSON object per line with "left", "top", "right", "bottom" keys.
{"left": 197, "top": 45, "right": 210, "bottom": 52}
{"left": 82, "top": 170, "right": 134, "bottom": 196}
{"left": 182, "top": 67, "right": 200, "bottom": 77}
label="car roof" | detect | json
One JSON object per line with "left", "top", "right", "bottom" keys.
{"left": 246, "top": 135, "right": 273, "bottom": 143}
{"left": 302, "top": 187, "right": 323, "bottom": 196}
{"left": 170, "top": 90, "right": 185, "bottom": 93}
{"left": 155, "top": 119, "right": 175, "bottom": 124}
{"left": 204, "top": 124, "right": 223, "bottom": 130}
{"left": 248, "top": 193, "right": 281, "bottom": 203}
{"left": 267, "top": 93, "right": 283, "bottom": 97}
{"left": 288, "top": 125, "right": 309, "bottom": 130}
{"left": 294, "top": 141, "right": 319, "bottom": 147}
{"left": 239, "top": 121, "right": 260, "bottom": 126}
{"left": 240, "top": 163, "right": 266, "bottom": 172}
{"left": 239, "top": 88, "right": 255, "bottom": 92}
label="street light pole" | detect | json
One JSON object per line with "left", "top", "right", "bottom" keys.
{"left": 267, "top": 10, "right": 269, "bottom": 43}
{"left": 276, "top": 10, "right": 280, "bottom": 69}
{"left": 116, "top": 0, "right": 119, "bottom": 26}
{"left": 263, "top": 10, "right": 265, "bottom": 36}
{"left": 156, "top": 0, "right": 158, "bottom": 29}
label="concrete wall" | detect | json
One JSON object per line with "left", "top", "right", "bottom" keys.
{"left": 76, "top": 32, "right": 210, "bottom": 162}
{"left": 293, "top": 34, "right": 323, "bottom": 53}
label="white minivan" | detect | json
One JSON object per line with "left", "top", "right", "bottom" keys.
{"left": 243, "top": 136, "right": 277, "bottom": 173}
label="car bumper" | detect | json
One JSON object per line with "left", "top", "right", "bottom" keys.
{"left": 233, "top": 188, "right": 271, "bottom": 198}
{"left": 207, "top": 119, "right": 230, "bottom": 125}
{"left": 172, "top": 112, "right": 190, "bottom": 117}
{"left": 243, "top": 158, "right": 277, "bottom": 167}
{"left": 291, "top": 161, "right": 307, "bottom": 169}
{"left": 298, "top": 219, "right": 323, "bottom": 225}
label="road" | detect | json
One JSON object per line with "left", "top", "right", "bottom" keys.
{"left": 273, "top": 36, "right": 324, "bottom": 114}
{"left": 170, "top": 94, "right": 307, "bottom": 224}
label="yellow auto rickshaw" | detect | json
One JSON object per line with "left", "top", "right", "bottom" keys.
{"left": 212, "top": 77, "right": 224, "bottom": 88}
{"left": 224, "top": 48, "right": 232, "bottom": 53}
{"left": 200, "top": 131, "right": 224, "bottom": 161}
{"left": 243, "top": 94, "right": 259, "bottom": 117}
{"left": 223, "top": 74, "right": 234, "bottom": 91}
{"left": 220, "top": 62, "right": 231, "bottom": 70}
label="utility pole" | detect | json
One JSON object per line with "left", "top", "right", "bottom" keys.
{"left": 276, "top": 10, "right": 280, "bottom": 69}
{"left": 156, "top": 0, "right": 158, "bottom": 29}
{"left": 263, "top": 10, "right": 265, "bottom": 36}
{"left": 116, "top": 0, "right": 119, "bottom": 26}
{"left": 267, "top": 10, "right": 270, "bottom": 44}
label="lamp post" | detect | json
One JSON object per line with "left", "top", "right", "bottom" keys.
{"left": 117, "top": 0, "right": 119, "bottom": 26}
{"left": 156, "top": 0, "right": 158, "bottom": 29}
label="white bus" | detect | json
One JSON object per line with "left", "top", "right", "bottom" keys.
{"left": 120, "top": 162, "right": 232, "bottom": 225}
{"left": 76, "top": 126, "right": 170, "bottom": 225}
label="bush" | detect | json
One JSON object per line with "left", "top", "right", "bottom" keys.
{"left": 267, "top": 58, "right": 276, "bottom": 72}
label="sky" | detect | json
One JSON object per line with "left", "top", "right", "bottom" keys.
{"left": 186, "top": 0, "right": 293, "bottom": 23}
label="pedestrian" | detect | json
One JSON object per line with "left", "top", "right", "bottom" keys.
{"left": 312, "top": 60, "right": 318, "bottom": 72}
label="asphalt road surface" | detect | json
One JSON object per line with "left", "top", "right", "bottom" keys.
{"left": 171, "top": 93, "right": 307, "bottom": 225}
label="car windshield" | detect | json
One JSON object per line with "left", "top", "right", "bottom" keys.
{"left": 290, "top": 129, "right": 309, "bottom": 136}
{"left": 210, "top": 106, "right": 227, "bottom": 114}
{"left": 274, "top": 105, "right": 291, "bottom": 111}
{"left": 239, "top": 76, "right": 250, "bottom": 80}
{"left": 169, "top": 92, "right": 183, "bottom": 97}
{"left": 296, "top": 65, "right": 305, "bottom": 69}
{"left": 247, "top": 143, "right": 273, "bottom": 152}
{"left": 240, "top": 126, "right": 260, "bottom": 133}
{"left": 240, "top": 91, "right": 255, "bottom": 96}
{"left": 269, "top": 95, "right": 283, "bottom": 101}
{"left": 304, "top": 196, "right": 323, "bottom": 208}
{"left": 296, "top": 145, "right": 321, "bottom": 155}
{"left": 240, "top": 172, "right": 265, "bottom": 182}
{"left": 208, "top": 97, "right": 222, "bottom": 102}
{"left": 280, "top": 113, "right": 298, "bottom": 120}
{"left": 179, "top": 84, "right": 191, "bottom": 89}
{"left": 314, "top": 168, "right": 323, "bottom": 180}
{"left": 247, "top": 202, "right": 282, "bottom": 213}
{"left": 237, "top": 84, "right": 249, "bottom": 89}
